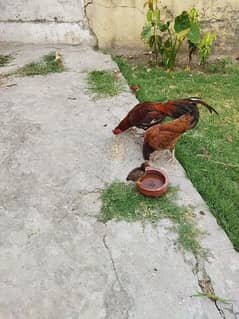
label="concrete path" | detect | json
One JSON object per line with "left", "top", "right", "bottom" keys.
{"left": 0, "top": 44, "right": 238, "bottom": 319}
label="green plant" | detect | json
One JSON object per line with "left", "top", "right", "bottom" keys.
{"left": 87, "top": 70, "right": 123, "bottom": 97}
{"left": 198, "top": 32, "right": 217, "bottom": 64}
{"left": 18, "top": 52, "right": 64, "bottom": 76}
{"left": 187, "top": 8, "right": 201, "bottom": 63}
{"left": 141, "top": 0, "right": 161, "bottom": 63}
{"left": 141, "top": 1, "right": 193, "bottom": 68}
{"left": 141, "top": 2, "right": 216, "bottom": 68}
{"left": 187, "top": 9, "right": 216, "bottom": 64}
{"left": 0, "top": 54, "right": 14, "bottom": 67}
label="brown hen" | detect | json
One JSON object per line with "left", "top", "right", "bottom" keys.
{"left": 143, "top": 104, "right": 218, "bottom": 161}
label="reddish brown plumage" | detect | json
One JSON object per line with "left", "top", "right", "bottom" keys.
{"left": 112, "top": 97, "right": 218, "bottom": 135}
{"left": 112, "top": 102, "right": 166, "bottom": 134}
{"left": 143, "top": 114, "right": 196, "bottom": 160}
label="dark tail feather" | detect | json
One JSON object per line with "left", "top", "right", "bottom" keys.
{"left": 143, "top": 142, "right": 155, "bottom": 160}
{"left": 189, "top": 97, "right": 219, "bottom": 115}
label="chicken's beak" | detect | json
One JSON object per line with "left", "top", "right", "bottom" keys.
{"left": 112, "top": 128, "right": 122, "bottom": 135}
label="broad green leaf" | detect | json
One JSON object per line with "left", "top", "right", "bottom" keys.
{"left": 174, "top": 11, "right": 191, "bottom": 33}
{"left": 160, "top": 21, "right": 170, "bottom": 32}
{"left": 187, "top": 22, "right": 201, "bottom": 43}
{"left": 176, "top": 28, "right": 190, "bottom": 41}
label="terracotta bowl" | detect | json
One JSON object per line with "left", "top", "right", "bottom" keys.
{"left": 136, "top": 167, "right": 169, "bottom": 197}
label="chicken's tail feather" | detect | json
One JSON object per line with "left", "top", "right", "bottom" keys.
{"left": 188, "top": 97, "right": 219, "bottom": 115}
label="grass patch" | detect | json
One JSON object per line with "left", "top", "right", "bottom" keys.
{"left": 100, "top": 182, "right": 204, "bottom": 256}
{"left": 18, "top": 52, "right": 64, "bottom": 76}
{"left": 206, "top": 57, "right": 239, "bottom": 74}
{"left": 114, "top": 55, "right": 239, "bottom": 251}
{"left": 0, "top": 54, "right": 14, "bottom": 67}
{"left": 87, "top": 70, "right": 123, "bottom": 97}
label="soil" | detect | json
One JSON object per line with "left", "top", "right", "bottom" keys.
{"left": 109, "top": 47, "right": 239, "bottom": 73}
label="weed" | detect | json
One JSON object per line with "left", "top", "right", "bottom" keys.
{"left": 192, "top": 292, "right": 232, "bottom": 304}
{"left": 114, "top": 56, "right": 239, "bottom": 251}
{"left": 18, "top": 52, "right": 64, "bottom": 76}
{"left": 87, "top": 70, "right": 123, "bottom": 98}
{"left": 198, "top": 32, "right": 216, "bottom": 65}
{"left": 207, "top": 57, "right": 239, "bottom": 74}
{"left": 99, "top": 182, "right": 204, "bottom": 255}
{"left": 0, "top": 54, "right": 14, "bottom": 67}
{"left": 178, "top": 222, "right": 202, "bottom": 255}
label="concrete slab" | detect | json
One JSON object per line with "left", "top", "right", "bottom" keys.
{"left": 0, "top": 44, "right": 238, "bottom": 319}
{"left": 0, "top": 0, "right": 96, "bottom": 45}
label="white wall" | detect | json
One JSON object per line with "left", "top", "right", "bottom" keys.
{"left": 86, "top": 0, "right": 239, "bottom": 53}
{"left": 1, "top": 0, "right": 239, "bottom": 52}
{"left": 0, "top": 0, "right": 96, "bottom": 45}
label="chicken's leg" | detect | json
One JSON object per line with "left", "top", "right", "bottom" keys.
{"left": 168, "top": 148, "right": 176, "bottom": 163}
{"left": 143, "top": 142, "right": 155, "bottom": 160}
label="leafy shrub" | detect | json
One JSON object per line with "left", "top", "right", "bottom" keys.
{"left": 141, "top": 1, "right": 216, "bottom": 68}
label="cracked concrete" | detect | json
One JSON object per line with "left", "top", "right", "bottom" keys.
{"left": 103, "top": 234, "right": 133, "bottom": 319}
{"left": 0, "top": 43, "right": 239, "bottom": 318}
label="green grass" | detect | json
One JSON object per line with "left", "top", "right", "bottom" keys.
{"left": 0, "top": 54, "right": 13, "bottom": 67}
{"left": 206, "top": 57, "right": 239, "bottom": 74}
{"left": 114, "top": 56, "right": 239, "bottom": 251}
{"left": 87, "top": 70, "right": 123, "bottom": 97}
{"left": 18, "top": 52, "right": 64, "bottom": 76}
{"left": 100, "top": 182, "right": 205, "bottom": 256}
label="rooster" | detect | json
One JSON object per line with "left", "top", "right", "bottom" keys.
{"left": 112, "top": 97, "right": 217, "bottom": 135}
{"left": 113, "top": 101, "right": 166, "bottom": 134}
{"left": 143, "top": 103, "right": 218, "bottom": 161}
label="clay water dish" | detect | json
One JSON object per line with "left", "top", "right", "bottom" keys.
{"left": 136, "top": 167, "right": 169, "bottom": 197}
